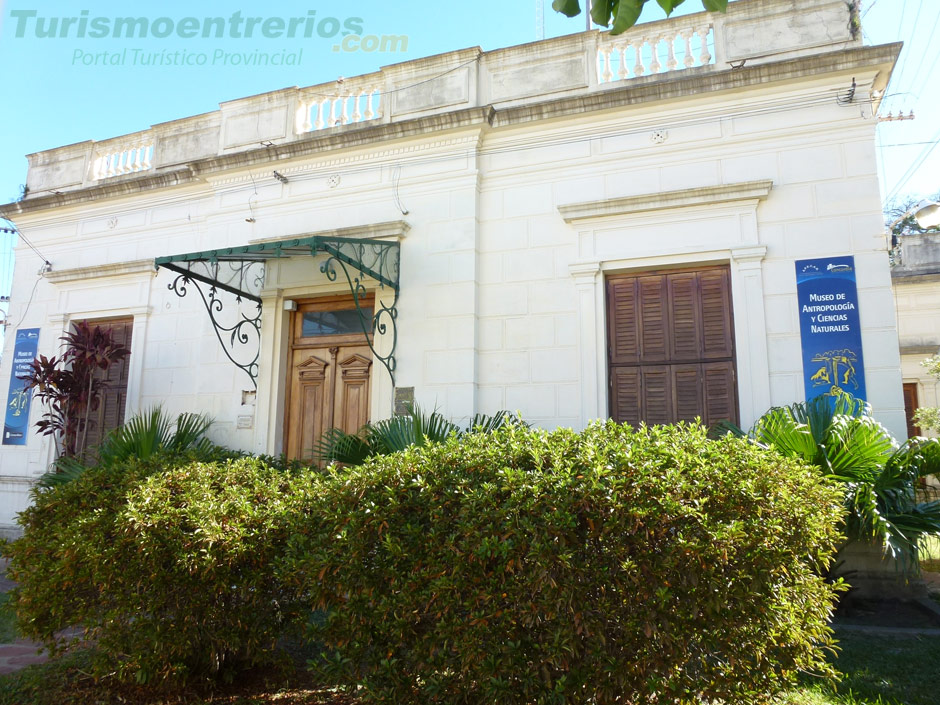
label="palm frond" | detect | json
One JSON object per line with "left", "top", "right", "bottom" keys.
{"left": 36, "top": 455, "right": 89, "bottom": 489}
{"left": 313, "top": 428, "right": 373, "bottom": 466}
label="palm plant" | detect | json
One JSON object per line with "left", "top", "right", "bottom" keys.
{"left": 37, "top": 407, "right": 214, "bottom": 488}
{"left": 314, "top": 404, "right": 520, "bottom": 466}
{"left": 720, "top": 394, "right": 940, "bottom": 569}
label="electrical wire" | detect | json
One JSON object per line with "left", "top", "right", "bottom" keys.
{"left": 899, "top": 5, "right": 940, "bottom": 99}
{"left": 887, "top": 0, "right": 923, "bottom": 94}
{"left": 0, "top": 221, "right": 51, "bottom": 267}
{"left": 8, "top": 273, "right": 43, "bottom": 332}
{"left": 885, "top": 122, "right": 940, "bottom": 202}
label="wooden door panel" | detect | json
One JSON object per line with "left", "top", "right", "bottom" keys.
{"left": 334, "top": 350, "right": 372, "bottom": 435}
{"left": 286, "top": 303, "right": 374, "bottom": 462}
{"left": 288, "top": 352, "right": 332, "bottom": 461}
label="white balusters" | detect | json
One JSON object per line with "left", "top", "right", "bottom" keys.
{"left": 648, "top": 37, "right": 662, "bottom": 74}
{"left": 681, "top": 30, "right": 695, "bottom": 69}
{"left": 295, "top": 84, "right": 383, "bottom": 134}
{"left": 665, "top": 34, "right": 678, "bottom": 71}
{"left": 596, "top": 20, "right": 714, "bottom": 84}
{"left": 633, "top": 40, "right": 645, "bottom": 77}
{"left": 601, "top": 47, "right": 614, "bottom": 83}
{"left": 697, "top": 27, "right": 712, "bottom": 65}
{"left": 91, "top": 138, "right": 155, "bottom": 180}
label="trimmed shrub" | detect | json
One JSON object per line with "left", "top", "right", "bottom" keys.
{"left": 5, "top": 455, "right": 316, "bottom": 685}
{"left": 282, "top": 421, "right": 844, "bottom": 705}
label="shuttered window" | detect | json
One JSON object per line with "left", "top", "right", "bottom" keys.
{"left": 607, "top": 266, "right": 738, "bottom": 427}
{"left": 902, "top": 383, "right": 921, "bottom": 439}
{"left": 78, "top": 318, "right": 133, "bottom": 458}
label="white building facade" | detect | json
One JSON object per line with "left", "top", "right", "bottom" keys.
{"left": 0, "top": 0, "right": 905, "bottom": 535}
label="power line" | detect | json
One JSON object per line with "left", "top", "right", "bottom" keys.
{"left": 0, "top": 222, "right": 51, "bottom": 267}
{"left": 885, "top": 122, "right": 940, "bottom": 202}
{"left": 888, "top": 0, "right": 923, "bottom": 95}
{"left": 901, "top": 5, "right": 940, "bottom": 99}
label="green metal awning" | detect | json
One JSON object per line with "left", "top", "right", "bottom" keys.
{"left": 155, "top": 235, "right": 401, "bottom": 388}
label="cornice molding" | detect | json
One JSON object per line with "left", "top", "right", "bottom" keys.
{"left": 44, "top": 259, "right": 156, "bottom": 284}
{"left": 558, "top": 180, "right": 773, "bottom": 223}
{"left": 0, "top": 43, "right": 897, "bottom": 218}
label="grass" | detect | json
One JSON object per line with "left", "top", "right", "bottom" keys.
{"left": 0, "top": 594, "right": 17, "bottom": 643}
{"left": 782, "top": 631, "right": 940, "bottom": 705}
{"left": 919, "top": 536, "right": 940, "bottom": 572}
{"left": 0, "top": 631, "right": 938, "bottom": 705}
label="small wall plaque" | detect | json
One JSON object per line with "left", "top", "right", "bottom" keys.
{"left": 394, "top": 386, "right": 415, "bottom": 415}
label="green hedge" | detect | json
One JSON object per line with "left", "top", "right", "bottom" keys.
{"left": 6, "top": 455, "right": 316, "bottom": 684}
{"left": 282, "top": 421, "right": 844, "bottom": 705}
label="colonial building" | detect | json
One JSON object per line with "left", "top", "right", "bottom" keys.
{"left": 0, "top": 0, "right": 905, "bottom": 534}
{"left": 893, "top": 232, "right": 940, "bottom": 438}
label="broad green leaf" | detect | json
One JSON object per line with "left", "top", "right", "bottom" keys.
{"left": 656, "top": 0, "right": 686, "bottom": 16}
{"left": 591, "top": 0, "right": 615, "bottom": 27}
{"left": 611, "top": 0, "right": 646, "bottom": 35}
{"left": 552, "top": 0, "right": 582, "bottom": 18}
{"left": 702, "top": 0, "right": 728, "bottom": 11}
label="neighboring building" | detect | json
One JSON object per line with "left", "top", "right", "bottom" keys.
{"left": 892, "top": 232, "right": 940, "bottom": 438}
{"left": 0, "top": 0, "right": 906, "bottom": 535}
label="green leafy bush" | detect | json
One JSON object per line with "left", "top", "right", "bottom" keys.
{"left": 5, "top": 455, "right": 316, "bottom": 685}
{"left": 282, "top": 421, "right": 845, "bottom": 705}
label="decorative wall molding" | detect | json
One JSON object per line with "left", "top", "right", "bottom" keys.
{"left": 45, "top": 259, "right": 156, "bottom": 284}
{"left": 558, "top": 180, "right": 773, "bottom": 223}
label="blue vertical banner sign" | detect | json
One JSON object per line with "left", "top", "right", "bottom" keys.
{"left": 795, "top": 256, "right": 866, "bottom": 402}
{"left": 3, "top": 328, "right": 40, "bottom": 446}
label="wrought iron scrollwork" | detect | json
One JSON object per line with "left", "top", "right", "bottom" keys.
{"left": 319, "top": 239, "right": 400, "bottom": 384}
{"left": 164, "top": 260, "right": 264, "bottom": 389}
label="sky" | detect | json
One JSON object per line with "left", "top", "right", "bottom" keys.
{"left": 0, "top": 0, "right": 937, "bottom": 324}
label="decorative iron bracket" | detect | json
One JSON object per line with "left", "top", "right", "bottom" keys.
{"left": 317, "top": 238, "right": 400, "bottom": 384}
{"left": 160, "top": 260, "right": 263, "bottom": 389}
{"left": 155, "top": 233, "right": 401, "bottom": 388}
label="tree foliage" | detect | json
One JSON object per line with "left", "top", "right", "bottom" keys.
{"left": 886, "top": 190, "right": 940, "bottom": 243}
{"left": 553, "top": 0, "right": 728, "bottom": 35}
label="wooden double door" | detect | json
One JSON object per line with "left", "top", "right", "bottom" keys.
{"left": 286, "top": 297, "right": 373, "bottom": 461}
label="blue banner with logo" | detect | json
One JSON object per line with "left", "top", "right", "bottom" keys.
{"left": 3, "top": 328, "right": 40, "bottom": 446}
{"left": 795, "top": 256, "right": 866, "bottom": 402}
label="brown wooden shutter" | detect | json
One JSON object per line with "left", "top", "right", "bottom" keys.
{"left": 607, "top": 266, "right": 738, "bottom": 427}
{"left": 79, "top": 318, "right": 132, "bottom": 457}
{"left": 607, "top": 277, "right": 639, "bottom": 364}
{"left": 903, "top": 383, "right": 921, "bottom": 438}
{"left": 700, "top": 268, "right": 734, "bottom": 360}
{"left": 638, "top": 275, "right": 668, "bottom": 362}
